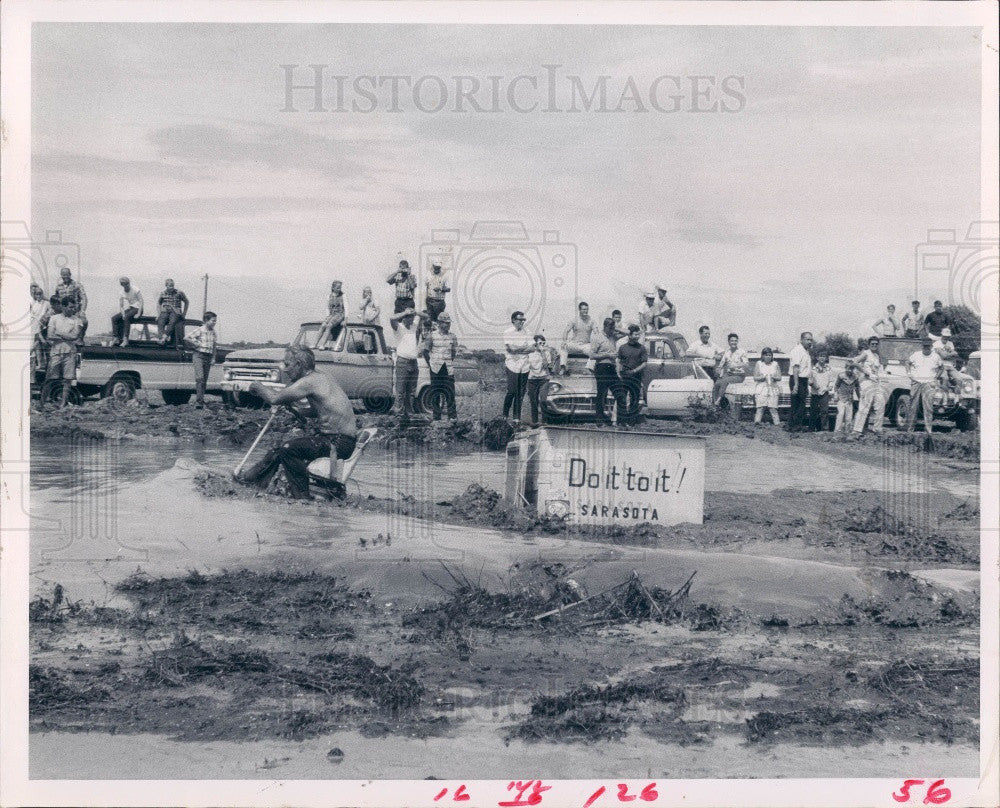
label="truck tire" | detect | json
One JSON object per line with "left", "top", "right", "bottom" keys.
{"left": 893, "top": 394, "right": 911, "bottom": 431}
{"left": 954, "top": 409, "right": 978, "bottom": 432}
{"left": 101, "top": 375, "right": 137, "bottom": 403}
{"left": 40, "top": 380, "right": 82, "bottom": 406}
{"left": 363, "top": 395, "right": 394, "bottom": 414}
{"left": 162, "top": 390, "right": 192, "bottom": 406}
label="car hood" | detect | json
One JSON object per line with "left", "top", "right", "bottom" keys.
{"left": 545, "top": 376, "right": 594, "bottom": 393}
{"left": 223, "top": 348, "right": 286, "bottom": 364}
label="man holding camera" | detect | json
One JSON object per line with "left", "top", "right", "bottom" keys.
{"left": 387, "top": 259, "right": 418, "bottom": 314}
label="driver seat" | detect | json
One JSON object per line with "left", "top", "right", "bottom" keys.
{"left": 307, "top": 427, "right": 378, "bottom": 496}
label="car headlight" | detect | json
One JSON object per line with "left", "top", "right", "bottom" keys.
{"left": 223, "top": 369, "right": 232, "bottom": 381}
{"left": 962, "top": 380, "right": 974, "bottom": 394}
{"left": 268, "top": 369, "right": 280, "bottom": 382}
{"left": 546, "top": 382, "right": 562, "bottom": 395}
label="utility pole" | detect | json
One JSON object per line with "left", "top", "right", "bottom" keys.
{"left": 201, "top": 274, "right": 209, "bottom": 317}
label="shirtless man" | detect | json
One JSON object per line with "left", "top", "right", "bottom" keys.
{"left": 239, "top": 346, "right": 358, "bottom": 499}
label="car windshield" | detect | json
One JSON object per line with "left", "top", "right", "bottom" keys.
{"left": 878, "top": 339, "right": 923, "bottom": 363}
{"left": 966, "top": 357, "right": 980, "bottom": 380}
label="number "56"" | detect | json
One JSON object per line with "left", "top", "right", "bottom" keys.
{"left": 892, "top": 779, "right": 951, "bottom": 805}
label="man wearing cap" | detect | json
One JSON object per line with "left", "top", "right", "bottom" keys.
{"left": 639, "top": 291, "right": 659, "bottom": 333}
{"left": 156, "top": 278, "right": 189, "bottom": 345}
{"left": 653, "top": 286, "right": 676, "bottom": 330}
{"left": 387, "top": 259, "right": 418, "bottom": 314}
{"left": 111, "top": 276, "right": 144, "bottom": 347}
{"left": 905, "top": 337, "right": 944, "bottom": 434}
{"left": 924, "top": 300, "right": 949, "bottom": 339}
{"left": 902, "top": 300, "right": 925, "bottom": 338}
{"left": 425, "top": 263, "right": 450, "bottom": 322}
{"left": 422, "top": 312, "right": 459, "bottom": 421}
{"left": 933, "top": 327, "right": 961, "bottom": 389}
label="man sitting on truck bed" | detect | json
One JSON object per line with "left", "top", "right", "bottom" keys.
{"left": 239, "top": 346, "right": 358, "bottom": 499}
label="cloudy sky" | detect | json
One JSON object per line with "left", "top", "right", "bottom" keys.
{"left": 32, "top": 24, "right": 982, "bottom": 345}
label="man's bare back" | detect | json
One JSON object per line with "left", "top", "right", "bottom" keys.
{"left": 270, "top": 371, "right": 357, "bottom": 437}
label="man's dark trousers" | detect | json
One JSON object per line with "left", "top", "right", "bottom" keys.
{"left": 430, "top": 364, "right": 457, "bottom": 420}
{"left": 240, "top": 435, "right": 354, "bottom": 499}
{"left": 593, "top": 363, "right": 620, "bottom": 423}
{"left": 789, "top": 376, "right": 810, "bottom": 431}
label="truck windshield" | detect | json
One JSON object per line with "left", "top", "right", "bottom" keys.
{"left": 966, "top": 357, "right": 980, "bottom": 380}
{"left": 292, "top": 324, "right": 322, "bottom": 347}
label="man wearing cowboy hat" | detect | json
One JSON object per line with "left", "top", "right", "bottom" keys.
{"left": 933, "top": 327, "right": 961, "bottom": 389}
{"left": 653, "top": 285, "right": 676, "bottom": 330}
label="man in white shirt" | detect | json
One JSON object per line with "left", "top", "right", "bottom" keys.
{"left": 902, "top": 300, "right": 925, "bottom": 338}
{"left": 932, "top": 327, "right": 961, "bottom": 388}
{"left": 788, "top": 332, "right": 814, "bottom": 432}
{"left": 904, "top": 337, "right": 944, "bottom": 434}
{"left": 559, "top": 301, "right": 595, "bottom": 372}
{"left": 639, "top": 292, "right": 659, "bottom": 333}
{"left": 851, "top": 336, "right": 887, "bottom": 436}
{"left": 653, "top": 285, "right": 676, "bottom": 330}
{"left": 390, "top": 307, "right": 426, "bottom": 425}
{"left": 503, "top": 310, "right": 533, "bottom": 421}
{"left": 30, "top": 284, "right": 52, "bottom": 379}
{"left": 685, "top": 325, "right": 723, "bottom": 377}
{"left": 112, "top": 276, "right": 144, "bottom": 347}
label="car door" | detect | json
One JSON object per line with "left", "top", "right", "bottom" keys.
{"left": 646, "top": 362, "right": 712, "bottom": 414}
{"left": 315, "top": 326, "right": 392, "bottom": 398}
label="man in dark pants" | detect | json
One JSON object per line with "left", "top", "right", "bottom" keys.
{"left": 423, "top": 312, "right": 458, "bottom": 421}
{"left": 788, "top": 331, "right": 813, "bottom": 432}
{"left": 156, "top": 278, "right": 189, "bottom": 345}
{"left": 616, "top": 324, "right": 648, "bottom": 423}
{"left": 502, "top": 310, "right": 532, "bottom": 421}
{"left": 390, "top": 307, "right": 425, "bottom": 425}
{"left": 241, "top": 346, "right": 358, "bottom": 499}
{"left": 591, "top": 317, "right": 621, "bottom": 424}
{"left": 386, "top": 259, "right": 417, "bottom": 314}
{"left": 111, "top": 276, "right": 143, "bottom": 346}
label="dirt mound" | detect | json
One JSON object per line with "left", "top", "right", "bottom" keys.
{"left": 834, "top": 570, "right": 977, "bottom": 628}
{"left": 448, "top": 484, "right": 567, "bottom": 533}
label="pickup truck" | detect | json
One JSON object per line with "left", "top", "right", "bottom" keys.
{"left": 221, "top": 320, "right": 478, "bottom": 413}
{"left": 828, "top": 337, "right": 979, "bottom": 432}
{"left": 61, "top": 316, "right": 231, "bottom": 404}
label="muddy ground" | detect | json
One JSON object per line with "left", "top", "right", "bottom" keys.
{"left": 28, "top": 395, "right": 982, "bottom": 777}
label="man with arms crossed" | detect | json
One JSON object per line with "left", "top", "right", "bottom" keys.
{"left": 788, "top": 332, "right": 814, "bottom": 432}
{"left": 904, "top": 336, "right": 944, "bottom": 435}
{"left": 241, "top": 346, "right": 358, "bottom": 499}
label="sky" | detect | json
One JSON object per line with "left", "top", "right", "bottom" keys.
{"left": 31, "top": 23, "right": 983, "bottom": 347}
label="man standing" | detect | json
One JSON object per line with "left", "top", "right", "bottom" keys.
{"left": 502, "top": 311, "right": 532, "bottom": 421}
{"left": 924, "top": 300, "right": 949, "bottom": 339}
{"left": 591, "top": 317, "right": 620, "bottom": 424}
{"left": 54, "top": 266, "right": 88, "bottom": 340}
{"left": 187, "top": 311, "right": 218, "bottom": 408}
{"left": 156, "top": 278, "right": 189, "bottom": 345}
{"left": 902, "top": 300, "right": 925, "bottom": 338}
{"left": 616, "top": 324, "right": 648, "bottom": 423}
{"left": 851, "top": 336, "right": 887, "bottom": 437}
{"left": 905, "top": 337, "right": 944, "bottom": 435}
{"left": 685, "top": 325, "right": 723, "bottom": 378}
{"left": 808, "top": 351, "right": 835, "bottom": 431}
{"left": 653, "top": 285, "right": 676, "bottom": 330}
{"left": 387, "top": 259, "right": 417, "bottom": 314}
{"left": 42, "top": 297, "right": 84, "bottom": 409}
{"left": 526, "top": 334, "right": 557, "bottom": 427}
{"left": 390, "top": 307, "right": 425, "bottom": 425}
{"left": 559, "top": 301, "right": 595, "bottom": 372}
{"left": 714, "top": 332, "right": 749, "bottom": 405}
{"left": 639, "top": 291, "right": 659, "bottom": 333}
{"left": 359, "top": 286, "right": 381, "bottom": 325}
{"left": 788, "top": 332, "right": 814, "bottom": 432}
{"left": 423, "top": 312, "right": 459, "bottom": 421}
{"left": 425, "top": 263, "right": 450, "bottom": 322}
{"left": 241, "top": 346, "right": 359, "bottom": 500}
{"left": 872, "top": 304, "right": 902, "bottom": 337}
{"left": 112, "top": 276, "right": 143, "bottom": 347}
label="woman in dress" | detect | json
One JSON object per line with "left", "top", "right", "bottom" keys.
{"left": 753, "top": 347, "right": 782, "bottom": 425}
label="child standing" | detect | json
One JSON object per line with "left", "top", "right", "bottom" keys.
{"left": 808, "top": 351, "right": 834, "bottom": 431}
{"left": 753, "top": 348, "right": 781, "bottom": 425}
{"left": 833, "top": 362, "right": 859, "bottom": 434}
{"left": 526, "top": 334, "right": 557, "bottom": 426}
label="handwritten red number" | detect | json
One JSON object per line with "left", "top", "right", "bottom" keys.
{"left": 434, "top": 789, "right": 449, "bottom": 802}
{"left": 923, "top": 780, "right": 951, "bottom": 805}
{"left": 455, "top": 785, "right": 471, "bottom": 802}
{"left": 499, "top": 780, "right": 551, "bottom": 807}
{"left": 616, "top": 785, "right": 637, "bottom": 802}
{"left": 894, "top": 781, "right": 925, "bottom": 803}
{"left": 639, "top": 783, "right": 658, "bottom": 802}
{"left": 583, "top": 787, "right": 606, "bottom": 808}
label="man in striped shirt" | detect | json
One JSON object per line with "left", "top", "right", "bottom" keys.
{"left": 386, "top": 259, "right": 418, "bottom": 314}
{"left": 422, "top": 312, "right": 459, "bottom": 420}
{"left": 156, "top": 279, "right": 189, "bottom": 345}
